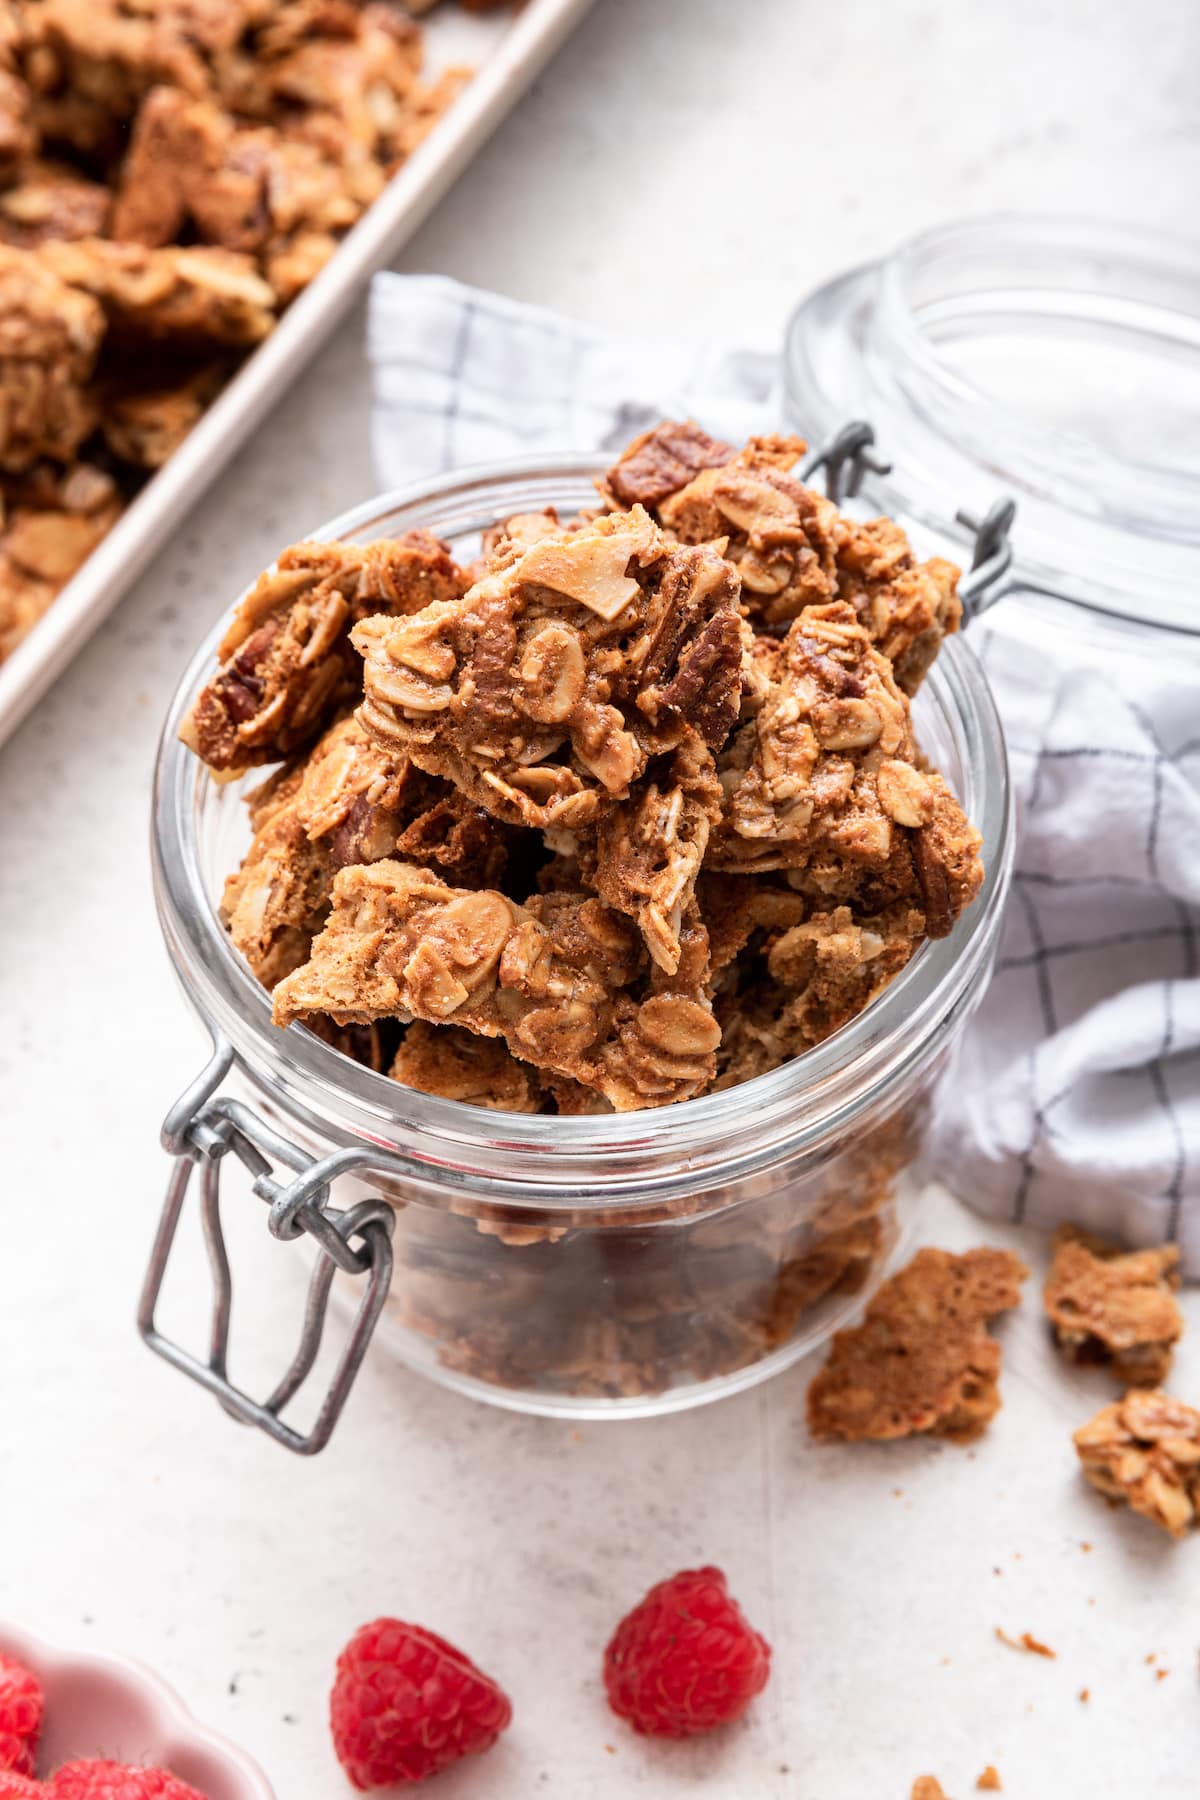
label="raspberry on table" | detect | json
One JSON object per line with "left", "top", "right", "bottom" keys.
{"left": 604, "top": 1565, "right": 771, "bottom": 1738}
{"left": 0, "top": 1654, "right": 43, "bottom": 1775}
{"left": 49, "top": 1762, "right": 207, "bottom": 1799}
{"left": 330, "top": 1618, "right": 512, "bottom": 1790}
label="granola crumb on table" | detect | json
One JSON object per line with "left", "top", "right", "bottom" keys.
{"left": 180, "top": 419, "right": 989, "bottom": 1396}
{"left": 911, "top": 1780, "right": 950, "bottom": 1800}
{"left": 0, "top": 0, "right": 475, "bottom": 663}
{"left": 806, "top": 1247, "right": 1028, "bottom": 1443}
{"left": 1074, "top": 1388, "right": 1200, "bottom": 1538}
{"left": 1044, "top": 1224, "right": 1183, "bottom": 1387}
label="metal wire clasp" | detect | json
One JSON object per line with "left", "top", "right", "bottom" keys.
{"left": 801, "top": 421, "right": 1016, "bottom": 622}
{"left": 139, "top": 1035, "right": 395, "bottom": 1456}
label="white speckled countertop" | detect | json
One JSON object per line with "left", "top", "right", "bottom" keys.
{"left": 2, "top": 3, "right": 1199, "bottom": 1795}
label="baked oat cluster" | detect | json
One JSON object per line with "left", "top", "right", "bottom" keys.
{"left": 1043, "top": 1223, "right": 1183, "bottom": 1386}
{"left": 182, "top": 421, "right": 985, "bottom": 1116}
{"left": 0, "top": 0, "right": 495, "bottom": 664}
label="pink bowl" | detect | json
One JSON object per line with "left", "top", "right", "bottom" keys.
{"left": 0, "top": 1624, "right": 275, "bottom": 1799}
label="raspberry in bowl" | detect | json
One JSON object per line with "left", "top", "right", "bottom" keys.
{"left": 0, "top": 1627, "right": 273, "bottom": 1800}
{"left": 145, "top": 428, "right": 1012, "bottom": 1439}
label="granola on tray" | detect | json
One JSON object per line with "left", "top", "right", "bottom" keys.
{"left": 0, "top": 0, "right": 485, "bottom": 664}
{"left": 179, "top": 421, "right": 986, "bottom": 1397}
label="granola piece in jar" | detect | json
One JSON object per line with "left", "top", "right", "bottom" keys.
{"left": 0, "top": 242, "right": 103, "bottom": 469}
{"left": 711, "top": 600, "right": 982, "bottom": 938}
{"left": 306, "top": 1012, "right": 392, "bottom": 1071}
{"left": 391, "top": 1021, "right": 542, "bottom": 1113}
{"left": 221, "top": 712, "right": 415, "bottom": 983}
{"left": 833, "top": 513, "right": 962, "bottom": 695}
{"left": 37, "top": 237, "right": 276, "bottom": 345}
{"left": 354, "top": 507, "right": 744, "bottom": 835}
{"left": 0, "top": 460, "right": 121, "bottom": 660}
{"left": 1074, "top": 1389, "right": 1200, "bottom": 1537}
{"left": 0, "top": 157, "right": 111, "bottom": 247}
{"left": 272, "top": 860, "right": 719, "bottom": 1110}
{"left": 600, "top": 422, "right": 964, "bottom": 688}
{"left": 591, "top": 730, "right": 723, "bottom": 974}
{"left": 1045, "top": 1226, "right": 1183, "bottom": 1387}
{"left": 598, "top": 418, "right": 736, "bottom": 510}
{"left": 0, "top": 11, "right": 36, "bottom": 179}
{"left": 807, "top": 1246, "right": 1028, "bottom": 1443}
{"left": 711, "top": 901, "right": 924, "bottom": 1085}
{"left": 181, "top": 531, "right": 468, "bottom": 776}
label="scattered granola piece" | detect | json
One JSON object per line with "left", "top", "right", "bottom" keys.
{"left": 807, "top": 1247, "right": 1028, "bottom": 1443}
{"left": 181, "top": 532, "right": 467, "bottom": 775}
{"left": 911, "top": 1781, "right": 949, "bottom": 1800}
{"left": 1044, "top": 1224, "right": 1183, "bottom": 1386}
{"left": 976, "top": 1770, "right": 1002, "bottom": 1792}
{"left": 1074, "top": 1389, "right": 1200, "bottom": 1538}
{"left": 1078, "top": 1688, "right": 1089, "bottom": 1703}
{"left": 995, "top": 1628, "right": 1055, "bottom": 1659}
{"left": 354, "top": 508, "right": 744, "bottom": 837}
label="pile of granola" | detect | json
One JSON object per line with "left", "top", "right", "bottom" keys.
{"left": 0, "top": 0, "right": 494, "bottom": 664}
{"left": 185, "top": 421, "right": 984, "bottom": 1115}
{"left": 179, "top": 421, "right": 984, "bottom": 1394}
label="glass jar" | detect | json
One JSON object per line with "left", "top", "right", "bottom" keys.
{"left": 784, "top": 214, "right": 1200, "bottom": 655}
{"left": 146, "top": 458, "right": 1012, "bottom": 1447}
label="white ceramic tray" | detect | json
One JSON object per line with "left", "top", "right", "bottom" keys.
{"left": 0, "top": 0, "right": 593, "bottom": 749}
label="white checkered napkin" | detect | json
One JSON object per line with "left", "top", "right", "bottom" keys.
{"left": 368, "top": 272, "right": 1200, "bottom": 1265}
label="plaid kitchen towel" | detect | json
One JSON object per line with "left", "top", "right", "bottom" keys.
{"left": 369, "top": 272, "right": 1200, "bottom": 1266}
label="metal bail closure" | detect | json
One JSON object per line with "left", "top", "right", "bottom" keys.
{"left": 957, "top": 497, "right": 1018, "bottom": 624}
{"left": 800, "top": 420, "right": 893, "bottom": 506}
{"left": 139, "top": 1035, "right": 395, "bottom": 1456}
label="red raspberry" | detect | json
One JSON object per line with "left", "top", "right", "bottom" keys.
{"left": 50, "top": 1763, "right": 206, "bottom": 1800}
{"left": 0, "top": 1746, "right": 35, "bottom": 1782}
{"left": 0, "top": 1655, "right": 43, "bottom": 1775}
{"left": 330, "top": 1618, "right": 512, "bottom": 1790}
{"left": 603, "top": 1565, "right": 771, "bottom": 1738}
{"left": 0, "top": 1776, "right": 46, "bottom": 1798}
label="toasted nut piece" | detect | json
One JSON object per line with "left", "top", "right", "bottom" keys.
{"left": 518, "top": 623, "right": 587, "bottom": 722}
{"left": 877, "top": 759, "right": 934, "bottom": 828}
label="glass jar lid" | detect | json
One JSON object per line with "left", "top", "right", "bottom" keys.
{"left": 784, "top": 215, "right": 1200, "bottom": 637}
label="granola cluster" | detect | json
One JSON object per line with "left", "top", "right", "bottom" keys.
{"left": 1074, "top": 1388, "right": 1200, "bottom": 1538}
{"left": 1043, "top": 1223, "right": 1183, "bottom": 1387}
{"left": 184, "top": 421, "right": 984, "bottom": 1119}
{"left": 0, "top": 0, "right": 481, "bottom": 664}
{"left": 179, "top": 423, "right": 983, "bottom": 1396}
{"left": 806, "top": 1247, "right": 1028, "bottom": 1443}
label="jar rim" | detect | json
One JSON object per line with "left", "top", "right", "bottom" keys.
{"left": 152, "top": 455, "right": 1013, "bottom": 1205}
{"left": 784, "top": 212, "right": 1200, "bottom": 637}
